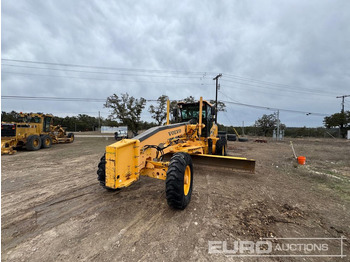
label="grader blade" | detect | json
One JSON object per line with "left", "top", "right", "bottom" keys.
{"left": 190, "top": 154, "right": 255, "bottom": 173}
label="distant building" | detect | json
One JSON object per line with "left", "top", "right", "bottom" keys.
{"left": 101, "top": 126, "right": 127, "bottom": 137}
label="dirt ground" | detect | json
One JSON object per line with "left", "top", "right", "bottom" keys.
{"left": 1, "top": 136, "right": 350, "bottom": 261}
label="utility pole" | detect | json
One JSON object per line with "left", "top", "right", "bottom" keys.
{"left": 98, "top": 111, "right": 101, "bottom": 131}
{"left": 336, "top": 95, "right": 349, "bottom": 138}
{"left": 336, "top": 95, "right": 350, "bottom": 113}
{"left": 276, "top": 110, "right": 280, "bottom": 141}
{"left": 213, "top": 74, "right": 222, "bottom": 124}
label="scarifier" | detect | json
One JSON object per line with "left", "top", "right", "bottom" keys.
{"left": 97, "top": 97, "right": 255, "bottom": 209}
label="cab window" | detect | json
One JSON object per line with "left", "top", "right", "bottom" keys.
{"left": 30, "top": 116, "right": 41, "bottom": 123}
{"left": 181, "top": 105, "right": 206, "bottom": 121}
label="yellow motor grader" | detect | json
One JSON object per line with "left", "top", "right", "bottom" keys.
{"left": 1, "top": 112, "right": 74, "bottom": 155}
{"left": 97, "top": 97, "right": 255, "bottom": 209}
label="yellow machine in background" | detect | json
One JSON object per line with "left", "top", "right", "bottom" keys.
{"left": 97, "top": 98, "right": 255, "bottom": 209}
{"left": 1, "top": 112, "right": 74, "bottom": 155}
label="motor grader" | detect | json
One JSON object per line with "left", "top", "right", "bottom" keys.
{"left": 1, "top": 112, "right": 74, "bottom": 155}
{"left": 97, "top": 97, "right": 255, "bottom": 209}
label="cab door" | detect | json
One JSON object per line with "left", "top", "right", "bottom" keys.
{"left": 43, "top": 117, "right": 51, "bottom": 132}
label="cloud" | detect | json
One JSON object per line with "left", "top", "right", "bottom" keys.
{"left": 2, "top": 0, "right": 350, "bottom": 127}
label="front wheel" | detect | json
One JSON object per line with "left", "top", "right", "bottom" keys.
{"left": 215, "top": 138, "right": 227, "bottom": 156}
{"left": 97, "top": 154, "right": 107, "bottom": 187}
{"left": 166, "top": 152, "right": 193, "bottom": 209}
{"left": 97, "top": 154, "right": 118, "bottom": 191}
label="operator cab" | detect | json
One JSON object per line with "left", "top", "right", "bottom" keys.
{"left": 177, "top": 100, "right": 216, "bottom": 137}
{"left": 18, "top": 113, "right": 53, "bottom": 133}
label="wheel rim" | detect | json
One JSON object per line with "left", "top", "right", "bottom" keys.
{"left": 184, "top": 165, "right": 191, "bottom": 196}
{"left": 33, "top": 139, "right": 39, "bottom": 147}
{"left": 45, "top": 138, "right": 50, "bottom": 146}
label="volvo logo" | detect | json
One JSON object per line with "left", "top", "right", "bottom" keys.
{"left": 168, "top": 129, "right": 181, "bottom": 136}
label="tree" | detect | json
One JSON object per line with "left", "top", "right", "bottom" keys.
{"left": 209, "top": 100, "right": 226, "bottom": 112}
{"left": 77, "top": 114, "right": 99, "bottom": 131}
{"left": 139, "top": 121, "right": 158, "bottom": 130}
{"left": 180, "top": 97, "right": 226, "bottom": 112}
{"left": 255, "top": 113, "right": 285, "bottom": 136}
{"left": 1, "top": 111, "right": 20, "bottom": 122}
{"left": 104, "top": 93, "right": 146, "bottom": 135}
{"left": 103, "top": 118, "right": 119, "bottom": 127}
{"left": 148, "top": 95, "right": 169, "bottom": 125}
{"left": 324, "top": 111, "right": 350, "bottom": 138}
{"left": 182, "top": 96, "right": 196, "bottom": 103}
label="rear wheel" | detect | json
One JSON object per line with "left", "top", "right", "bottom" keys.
{"left": 41, "top": 135, "right": 52, "bottom": 148}
{"left": 166, "top": 152, "right": 193, "bottom": 209}
{"left": 26, "top": 135, "right": 42, "bottom": 151}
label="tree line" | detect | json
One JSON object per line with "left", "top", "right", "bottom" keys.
{"left": 2, "top": 93, "right": 349, "bottom": 138}
{"left": 1, "top": 110, "right": 158, "bottom": 132}
{"left": 1, "top": 95, "right": 223, "bottom": 134}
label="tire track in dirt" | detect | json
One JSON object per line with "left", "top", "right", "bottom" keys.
{"left": 2, "top": 138, "right": 350, "bottom": 261}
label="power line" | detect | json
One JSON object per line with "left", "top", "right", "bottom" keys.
{"left": 222, "top": 99, "right": 328, "bottom": 116}
{"left": 221, "top": 78, "right": 335, "bottom": 97}
{"left": 2, "top": 71, "right": 212, "bottom": 86}
{"left": 2, "top": 109, "right": 109, "bottom": 114}
{"left": 3, "top": 63, "right": 336, "bottom": 96}
{"left": 3, "top": 94, "right": 330, "bottom": 116}
{"left": 1, "top": 95, "right": 159, "bottom": 103}
{"left": 2, "top": 63, "right": 205, "bottom": 79}
{"left": 219, "top": 91, "right": 328, "bottom": 116}
{"left": 2, "top": 69, "right": 334, "bottom": 99}
{"left": 223, "top": 74, "right": 334, "bottom": 95}
{"left": 222, "top": 110, "right": 237, "bottom": 127}
{"left": 3, "top": 58, "right": 341, "bottom": 98}
{"left": 2, "top": 95, "right": 105, "bottom": 102}
{"left": 1, "top": 58, "right": 206, "bottom": 75}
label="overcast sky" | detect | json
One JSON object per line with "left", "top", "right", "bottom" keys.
{"left": 2, "top": 0, "right": 350, "bottom": 127}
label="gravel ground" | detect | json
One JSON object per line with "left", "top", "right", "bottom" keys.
{"left": 1, "top": 137, "right": 349, "bottom": 261}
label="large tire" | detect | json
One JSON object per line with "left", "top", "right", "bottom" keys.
{"left": 41, "top": 135, "right": 52, "bottom": 148}
{"left": 67, "top": 133, "right": 74, "bottom": 142}
{"left": 227, "top": 134, "right": 237, "bottom": 141}
{"left": 97, "top": 154, "right": 107, "bottom": 187}
{"left": 238, "top": 137, "right": 248, "bottom": 142}
{"left": 26, "top": 135, "right": 42, "bottom": 151}
{"left": 166, "top": 152, "right": 193, "bottom": 209}
{"left": 218, "top": 131, "right": 227, "bottom": 140}
{"left": 215, "top": 138, "right": 227, "bottom": 156}
{"left": 97, "top": 154, "right": 118, "bottom": 191}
